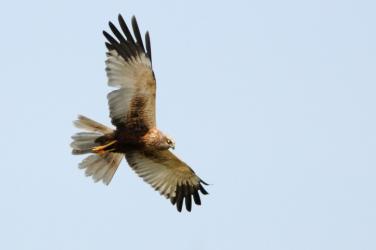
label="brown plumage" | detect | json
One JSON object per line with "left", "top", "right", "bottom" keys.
{"left": 70, "top": 14, "right": 208, "bottom": 212}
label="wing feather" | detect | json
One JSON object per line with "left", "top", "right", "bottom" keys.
{"left": 118, "top": 14, "right": 136, "bottom": 45}
{"left": 131, "top": 16, "right": 145, "bottom": 53}
{"left": 145, "top": 31, "right": 152, "bottom": 64}
{"left": 125, "top": 150, "right": 208, "bottom": 212}
{"left": 109, "top": 21, "right": 127, "bottom": 44}
{"left": 104, "top": 14, "right": 155, "bottom": 135}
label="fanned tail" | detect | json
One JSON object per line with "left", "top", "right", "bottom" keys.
{"left": 79, "top": 152, "right": 123, "bottom": 185}
{"left": 71, "top": 115, "right": 123, "bottom": 185}
{"left": 71, "top": 132, "right": 103, "bottom": 155}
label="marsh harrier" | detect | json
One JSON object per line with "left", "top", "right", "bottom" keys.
{"left": 70, "top": 14, "right": 208, "bottom": 212}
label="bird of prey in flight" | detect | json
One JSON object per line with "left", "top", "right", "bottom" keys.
{"left": 70, "top": 14, "right": 208, "bottom": 212}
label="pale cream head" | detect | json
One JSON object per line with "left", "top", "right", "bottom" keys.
{"left": 165, "top": 135, "right": 176, "bottom": 150}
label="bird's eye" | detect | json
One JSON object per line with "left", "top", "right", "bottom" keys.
{"left": 167, "top": 139, "right": 172, "bottom": 144}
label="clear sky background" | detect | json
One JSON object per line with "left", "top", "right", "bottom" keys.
{"left": 0, "top": 0, "right": 375, "bottom": 249}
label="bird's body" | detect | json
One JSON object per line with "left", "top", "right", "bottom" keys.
{"left": 93, "top": 127, "right": 169, "bottom": 153}
{"left": 70, "top": 14, "right": 208, "bottom": 212}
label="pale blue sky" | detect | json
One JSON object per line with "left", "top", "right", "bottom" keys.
{"left": 0, "top": 0, "right": 375, "bottom": 249}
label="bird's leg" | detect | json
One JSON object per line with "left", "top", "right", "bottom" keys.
{"left": 92, "top": 140, "right": 117, "bottom": 154}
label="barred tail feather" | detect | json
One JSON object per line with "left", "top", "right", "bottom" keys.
{"left": 79, "top": 153, "right": 123, "bottom": 185}
{"left": 73, "top": 115, "right": 113, "bottom": 134}
{"left": 71, "top": 115, "right": 123, "bottom": 185}
{"left": 71, "top": 115, "right": 114, "bottom": 155}
{"left": 71, "top": 132, "right": 102, "bottom": 155}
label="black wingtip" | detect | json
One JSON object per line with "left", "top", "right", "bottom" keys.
{"left": 199, "top": 183, "right": 209, "bottom": 195}
{"left": 176, "top": 191, "right": 184, "bottom": 212}
{"left": 118, "top": 14, "right": 136, "bottom": 44}
{"left": 131, "top": 15, "right": 145, "bottom": 53}
{"left": 185, "top": 191, "right": 192, "bottom": 212}
{"left": 109, "top": 21, "right": 127, "bottom": 44}
{"left": 171, "top": 196, "right": 177, "bottom": 205}
{"left": 102, "top": 30, "right": 117, "bottom": 45}
{"left": 200, "top": 180, "right": 209, "bottom": 185}
{"left": 118, "top": 14, "right": 126, "bottom": 26}
{"left": 131, "top": 15, "right": 137, "bottom": 24}
{"left": 193, "top": 190, "right": 201, "bottom": 205}
{"left": 171, "top": 181, "right": 209, "bottom": 212}
{"left": 145, "top": 31, "right": 152, "bottom": 63}
{"left": 105, "top": 42, "right": 113, "bottom": 50}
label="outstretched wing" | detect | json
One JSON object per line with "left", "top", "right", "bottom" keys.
{"left": 103, "top": 14, "right": 156, "bottom": 136}
{"left": 125, "top": 150, "right": 209, "bottom": 212}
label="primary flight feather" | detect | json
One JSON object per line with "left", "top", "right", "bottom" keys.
{"left": 70, "top": 14, "right": 208, "bottom": 212}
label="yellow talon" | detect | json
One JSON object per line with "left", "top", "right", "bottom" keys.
{"left": 92, "top": 140, "right": 117, "bottom": 153}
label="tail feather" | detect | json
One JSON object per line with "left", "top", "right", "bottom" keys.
{"left": 74, "top": 115, "right": 113, "bottom": 134}
{"left": 71, "top": 115, "right": 123, "bottom": 185}
{"left": 71, "top": 132, "right": 102, "bottom": 155}
{"left": 79, "top": 153, "right": 123, "bottom": 185}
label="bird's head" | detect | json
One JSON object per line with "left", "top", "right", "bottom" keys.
{"left": 153, "top": 130, "right": 175, "bottom": 150}
{"left": 158, "top": 133, "right": 175, "bottom": 150}
{"left": 165, "top": 136, "right": 176, "bottom": 150}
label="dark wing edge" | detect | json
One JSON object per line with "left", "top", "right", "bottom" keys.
{"left": 125, "top": 150, "right": 209, "bottom": 212}
{"left": 103, "top": 14, "right": 152, "bottom": 65}
{"left": 170, "top": 179, "right": 209, "bottom": 212}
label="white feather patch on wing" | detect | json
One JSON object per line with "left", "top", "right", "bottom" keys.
{"left": 105, "top": 50, "right": 155, "bottom": 126}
